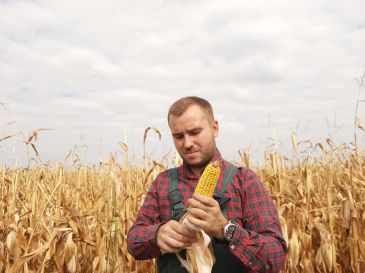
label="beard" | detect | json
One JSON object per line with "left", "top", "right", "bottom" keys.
{"left": 181, "top": 148, "right": 215, "bottom": 169}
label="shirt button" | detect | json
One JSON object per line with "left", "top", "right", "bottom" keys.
{"left": 230, "top": 245, "right": 235, "bottom": 250}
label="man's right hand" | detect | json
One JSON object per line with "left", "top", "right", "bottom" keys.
{"left": 156, "top": 220, "right": 197, "bottom": 254}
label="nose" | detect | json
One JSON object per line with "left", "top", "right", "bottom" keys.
{"left": 183, "top": 135, "right": 194, "bottom": 149}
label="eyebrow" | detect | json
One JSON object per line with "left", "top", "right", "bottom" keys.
{"left": 172, "top": 132, "right": 182, "bottom": 137}
{"left": 188, "top": 127, "right": 202, "bottom": 133}
{"left": 172, "top": 127, "right": 202, "bottom": 136}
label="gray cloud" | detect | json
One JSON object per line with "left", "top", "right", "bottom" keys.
{"left": 0, "top": 0, "right": 364, "bottom": 166}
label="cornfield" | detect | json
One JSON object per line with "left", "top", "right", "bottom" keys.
{"left": 1, "top": 137, "right": 365, "bottom": 273}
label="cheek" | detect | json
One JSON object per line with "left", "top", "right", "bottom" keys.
{"left": 173, "top": 139, "right": 183, "bottom": 149}
{"left": 198, "top": 132, "right": 212, "bottom": 143}
{"left": 202, "top": 135, "right": 215, "bottom": 150}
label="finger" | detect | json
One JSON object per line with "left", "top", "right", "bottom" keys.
{"left": 187, "top": 197, "right": 208, "bottom": 210}
{"left": 192, "top": 194, "right": 217, "bottom": 207}
{"left": 159, "top": 239, "right": 181, "bottom": 252}
{"left": 158, "top": 222, "right": 189, "bottom": 250}
{"left": 160, "top": 240, "right": 185, "bottom": 254}
{"left": 180, "top": 228, "right": 198, "bottom": 241}
{"left": 170, "top": 221, "right": 197, "bottom": 240}
{"left": 175, "top": 230, "right": 198, "bottom": 244}
{"left": 167, "top": 237, "right": 191, "bottom": 250}
{"left": 159, "top": 228, "right": 192, "bottom": 250}
{"left": 164, "top": 221, "right": 196, "bottom": 243}
{"left": 170, "top": 230, "right": 197, "bottom": 244}
{"left": 187, "top": 207, "right": 208, "bottom": 220}
{"left": 186, "top": 215, "right": 207, "bottom": 231}
{"left": 188, "top": 198, "right": 216, "bottom": 214}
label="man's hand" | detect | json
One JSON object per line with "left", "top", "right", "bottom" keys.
{"left": 156, "top": 220, "right": 197, "bottom": 254}
{"left": 187, "top": 194, "right": 228, "bottom": 239}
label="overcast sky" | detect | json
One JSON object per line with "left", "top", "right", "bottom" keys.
{"left": 1, "top": 0, "right": 365, "bottom": 167}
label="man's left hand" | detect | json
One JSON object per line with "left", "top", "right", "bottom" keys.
{"left": 187, "top": 194, "right": 229, "bottom": 239}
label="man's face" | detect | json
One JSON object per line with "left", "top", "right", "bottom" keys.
{"left": 168, "top": 105, "right": 218, "bottom": 168}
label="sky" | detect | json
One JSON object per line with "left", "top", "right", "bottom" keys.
{"left": 1, "top": 0, "right": 365, "bottom": 167}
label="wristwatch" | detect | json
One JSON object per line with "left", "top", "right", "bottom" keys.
{"left": 223, "top": 221, "right": 236, "bottom": 242}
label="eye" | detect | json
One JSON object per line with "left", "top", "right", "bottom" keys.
{"left": 174, "top": 134, "right": 183, "bottom": 140}
{"left": 191, "top": 129, "right": 201, "bottom": 135}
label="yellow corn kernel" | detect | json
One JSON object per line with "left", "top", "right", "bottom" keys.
{"left": 194, "top": 161, "right": 220, "bottom": 197}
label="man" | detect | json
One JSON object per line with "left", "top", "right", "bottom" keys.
{"left": 127, "top": 96, "right": 287, "bottom": 272}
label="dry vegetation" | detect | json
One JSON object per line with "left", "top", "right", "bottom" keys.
{"left": 1, "top": 75, "right": 365, "bottom": 272}
{"left": 259, "top": 138, "right": 365, "bottom": 273}
{"left": 0, "top": 138, "right": 365, "bottom": 273}
{"left": 1, "top": 73, "right": 364, "bottom": 273}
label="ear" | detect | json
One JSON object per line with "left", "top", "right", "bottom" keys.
{"left": 212, "top": 120, "right": 219, "bottom": 137}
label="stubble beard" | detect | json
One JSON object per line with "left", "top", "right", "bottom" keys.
{"left": 182, "top": 147, "right": 215, "bottom": 169}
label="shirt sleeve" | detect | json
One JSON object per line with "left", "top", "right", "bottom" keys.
{"left": 228, "top": 169, "right": 287, "bottom": 273}
{"left": 127, "top": 176, "right": 164, "bottom": 260}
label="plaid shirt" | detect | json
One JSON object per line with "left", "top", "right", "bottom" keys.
{"left": 127, "top": 151, "right": 287, "bottom": 273}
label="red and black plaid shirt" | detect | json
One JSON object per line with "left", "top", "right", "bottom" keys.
{"left": 127, "top": 151, "right": 287, "bottom": 272}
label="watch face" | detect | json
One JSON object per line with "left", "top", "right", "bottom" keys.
{"left": 224, "top": 222, "right": 236, "bottom": 241}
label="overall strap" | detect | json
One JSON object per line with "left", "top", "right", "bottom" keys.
{"left": 168, "top": 167, "right": 185, "bottom": 221}
{"left": 214, "top": 165, "right": 238, "bottom": 209}
{"left": 222, "top": 164, "right": 238, "bottom": 193}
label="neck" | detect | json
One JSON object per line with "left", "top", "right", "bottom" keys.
{"left": 190, "top": 166, "right": 204, "bottom": 176}
{"left": 188, "top": 157, "right": 213, "bottom": 176}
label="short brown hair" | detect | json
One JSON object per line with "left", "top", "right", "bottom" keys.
{"left": 168, "top": 96, "right": 215, "bottom": 124}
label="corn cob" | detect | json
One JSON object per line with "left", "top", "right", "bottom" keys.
{"left": 194, "top": 161, "right": 220, "bottom": 197}
{"left": 177, "top": 161, "right": 220, "bottom": 273}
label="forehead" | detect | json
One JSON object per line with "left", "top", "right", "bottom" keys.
{"left": 169, "top": 105, "right": 209, "bottom": 132}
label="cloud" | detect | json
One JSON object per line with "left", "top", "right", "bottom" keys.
{"left": 0, "top": 0, "right": 364, "bottom": 166}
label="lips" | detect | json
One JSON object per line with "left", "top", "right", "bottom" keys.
{"left": 185, "top": 151, "right": 199, "bottom": 156}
